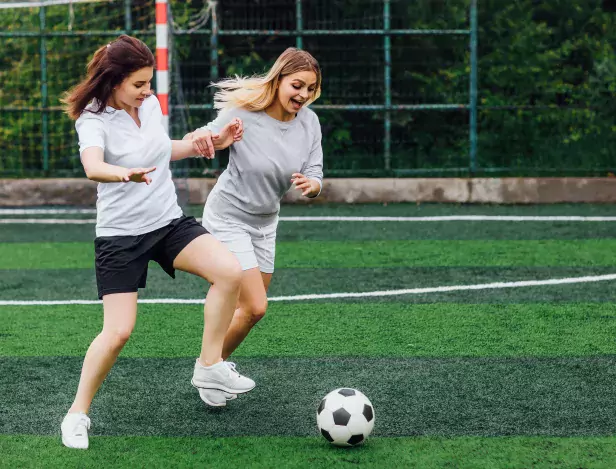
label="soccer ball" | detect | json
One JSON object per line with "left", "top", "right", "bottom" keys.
{"left": 316, "top": 388, "right": 375, "bottom": 446}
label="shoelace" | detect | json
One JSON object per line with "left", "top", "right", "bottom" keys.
{"left": 72, "top": 415, "right": 91, "bottom": 436}
{"left": 224, "top": 361, "right": 239, "bottom": 377}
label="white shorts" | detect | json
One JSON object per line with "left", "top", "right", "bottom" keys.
{"left": 202, "top": 204, "right": 278, "bottom": 273}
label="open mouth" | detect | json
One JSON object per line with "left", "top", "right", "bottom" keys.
{"left": 290, "top": 98, "right": 304, "bottom": 110}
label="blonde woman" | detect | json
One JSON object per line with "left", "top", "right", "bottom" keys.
{"left": 184, "top": 48, "right": 323, "bottom": 407}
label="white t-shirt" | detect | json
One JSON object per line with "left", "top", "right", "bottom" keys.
{"left": 76, "top": 95, "right": 182, "bottom": 237}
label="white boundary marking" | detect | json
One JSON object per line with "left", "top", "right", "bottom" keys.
{"left": 4, "top": 215, "right": 616, "bottom": 224}
{"left": 0, "top": 209, "right": 96, "bottom": 215}
{"left": 2, "top": 273, "right": 616, "bottom": 306}
{"left": 0, "top": 0, "right": 105, "bottom": 9}
{"left": 279, "top": 215, "right": 616, "bottom": 222}
{"left": 0, "top": 219, "right": 97, "bottom": 224}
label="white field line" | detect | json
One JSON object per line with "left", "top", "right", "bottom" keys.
{"left": 278, "top": 216, "right": 616, "bottom": 222}
{"left": 0, "top": 209, "right": 97, "bottom": 215}
{"left": 2, "top": 273, "right": 616, "bottom": 306}
{"left": 0, "top": 0, "right": 105, "bottom": 10}
{"left": 0, "top": 219, "right": 97, "bottom": 224}
{"left": 2, "top": 207, "right": 616, "bottom": 222}
{"left": 4, "top": 215, "right": 616, "bottom": 224}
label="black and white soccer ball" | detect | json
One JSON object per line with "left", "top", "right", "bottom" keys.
{"left": 316, "top": 388, "right": 375, "bottom": 447}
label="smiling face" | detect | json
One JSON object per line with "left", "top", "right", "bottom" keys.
{"left": 111, "top": 66, "right": 153, "bottom": 109}
{"left": 275, "top": 70, "right": 318, "bottom": 116}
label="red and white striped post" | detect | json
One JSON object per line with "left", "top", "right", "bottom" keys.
{"left": 155, "top": 0, "right": 169, "bottom": 133}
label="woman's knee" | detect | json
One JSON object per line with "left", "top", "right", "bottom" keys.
{"left": 245, "top": 298, "right": 268, "bottom": 324}
{"left": 101, "top": 326, "right": 134, "bottom": 348}
{"left": 211, "top": 256, "right": 243, "bottom": 290}
{"left": 176, "top": 234, "right": 243, "bottom": 289}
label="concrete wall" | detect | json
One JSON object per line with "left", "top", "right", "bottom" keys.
{"left": 2, "top": 178, "right": 616, "bottom": 206}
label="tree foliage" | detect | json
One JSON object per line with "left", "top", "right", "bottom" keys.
{"left": 0, "top": 0, "right": 614, "bottom": 176}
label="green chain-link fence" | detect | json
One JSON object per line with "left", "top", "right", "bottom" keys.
{"left": 1, "top": 0, "right": 615, "bottom": 178}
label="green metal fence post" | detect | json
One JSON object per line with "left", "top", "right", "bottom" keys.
{"left": 124, "top": 0, "right": 132, "bottom": 33}
{"left": 296, "top": 0, "right": 303, "bottom": 49}
{"left": 210, "top": 1, "right": 220, "bottom": 170}
{"left": 39, "top": 6, "right": 49, "bottom": 174}
{"left": 383, "top": 0, "right": 391, "bottom": 172}
{"left": 469, "top": 0, "right": 478, "bottom": 173}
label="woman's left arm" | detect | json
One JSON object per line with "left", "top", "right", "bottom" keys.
{"left": 171, "top": 117, "right": 243, "bottom": 161}
{"left": 292, "top": 114, "right": 323, "bottom": 198}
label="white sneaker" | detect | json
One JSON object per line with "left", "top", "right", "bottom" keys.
{"left": 191, "top": 359, "right": 255, "bottom": 394}
{"left": 61, "top": 412, "right": 90, "bottom": 449}
{"left": 197, "top": 388, "right": 237, "bottom": 407}
{"left": 222, "top": 362, "right": 247, "bottom": 397}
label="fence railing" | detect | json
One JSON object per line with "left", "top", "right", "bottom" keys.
{"left": 1, "top": 0, "right": 614, "bottom": 178}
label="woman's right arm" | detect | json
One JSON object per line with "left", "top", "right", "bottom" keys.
{"left": 77, "top": 115, "right": 155, "bottom": 184}
{"left": 81, "top": 147, "right": 156, "bottom": 184}
{"left": 184, "top": 109, "right": 244, "bottom": 157}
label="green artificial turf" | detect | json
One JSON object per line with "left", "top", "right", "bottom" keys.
{"left": 1, "top": 303, "right": 615, "bottom": 358}
{"left": 3, "top": 435, "right": 616, "bottom": 469}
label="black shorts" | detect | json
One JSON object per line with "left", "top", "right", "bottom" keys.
{"left": 94, "top": 216, "right": 208, "bottom": 299}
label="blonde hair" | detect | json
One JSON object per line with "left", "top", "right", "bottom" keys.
{"left": 212, "top": 48, "right": 322, "bottom": 111}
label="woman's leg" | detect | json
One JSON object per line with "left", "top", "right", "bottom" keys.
{"left": 172, "top": 234, "right": 242, "bottom": 367}
{"left": 62, "top": 292, "right": 138, "bottom": 449}
{"left": 222, "top": 269, "right": 272, "bottom": 359}
{"left": 69, "top": 292, "right": 138, "bottom": 414}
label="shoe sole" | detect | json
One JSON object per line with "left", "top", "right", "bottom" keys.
{"left": 61, "top": 435, "right": 88, "bottom": 450}
{"left": 191, "top": 378, "right": 255, "bottom": 394}
{"left": 197, "top": 388, "right": 227, "bottom": 407}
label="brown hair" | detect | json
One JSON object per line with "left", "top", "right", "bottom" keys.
{"left": 62, "top": 35, "right": 155, "bottom": 120}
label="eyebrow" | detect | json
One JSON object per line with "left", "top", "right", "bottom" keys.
{"left": 292, "top": 79, "right": 317, "bottom": 87}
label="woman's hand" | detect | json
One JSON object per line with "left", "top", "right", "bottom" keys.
{"left": 215, "top": 117, "right": 244, "bottom": 149}
{"left": 190, "top": 118, "right": 243, "bottom": 159}
{"left": 190, "top": 129, "right": 216, "bottom": 159}
{"left": 121, "top": 166, "right": 157, "bottom": 184}
{"left": 291, "top": 173, "right": 320, "bottom": 197}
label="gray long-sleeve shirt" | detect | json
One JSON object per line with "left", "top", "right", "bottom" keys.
{"left": 201, "top": 106, "right": 324, "bottom": 226}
